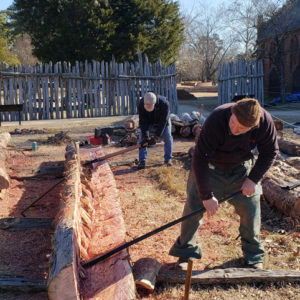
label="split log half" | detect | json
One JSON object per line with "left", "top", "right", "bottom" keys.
{"left": 48, "top": 143, "right": 81, "bottom": 300}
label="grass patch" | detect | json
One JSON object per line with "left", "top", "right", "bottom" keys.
{"left": 148, "top": 165, "right": 188, "bottom": 196}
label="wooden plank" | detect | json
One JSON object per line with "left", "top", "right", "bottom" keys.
{"left": 0, "top": 277, "right": 47, "bottom": 292}
{"left": 44, "top": 63, "right": 50, "bottom": 119}
{"left": 158, "top": 267, "right": 300, "bottom": 285}
{"left": 0, "top": 217, "right": 53, "bottom": 231}
{"left": 75, "top": 61, "right": 82, "bottom": 118}
{"left": 17, "top": 65, "right": 24, "bottom": 121}
{"left": 53, "top": 63, "right": 60, "bottom": 119}
{"left": 72, "top": 65, "right": 77, "bottom": 118}
{"left": 31, "top": 65, "right": 37, "bottom": 120}
{"left": 8, "top": 67, "right": 15, "bottom": 121}
{"left": 49, "top": 62, "right": 54, "bottom": 119}
{"left": 80, "top": 61, "right": 85, "bottom": 118}
{"left": 37, "top": 64, "right": 43, "bottom": 119}
{"left": 101, "top": 60, "right": 106, "bottom": 116}
{"left": 58, "top": 62, "right": 64, "bottom": 119}
{"left": 93, "top": 60, "right": 99, "bottom": 117}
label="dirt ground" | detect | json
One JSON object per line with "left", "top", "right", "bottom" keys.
{"left": 0, "top": 95, "right": 299, "bottom": 299}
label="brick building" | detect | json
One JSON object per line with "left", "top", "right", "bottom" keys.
{"left": 257, "top": 0, "right": 300, "bottom": 100}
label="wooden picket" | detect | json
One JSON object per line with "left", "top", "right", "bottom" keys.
{"left": 218, "top": 59, "right": 264, "bottom": 106}
{"left": 0, "top": 54, "right": 177, "bottom": 123}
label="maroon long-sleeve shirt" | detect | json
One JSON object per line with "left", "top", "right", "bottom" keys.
{"left": 192, "top": 103, "right": 279, "bottom": 200}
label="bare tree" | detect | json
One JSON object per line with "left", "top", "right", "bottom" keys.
{"left": 225, "top": 0, "right": 258, "bottom": 60}
{"left": 255, "top": 0, "right": 299, "bottom": 103}
{"left": 178, "top": 1, "right": 239, "bottom": 82}
{"left": 11, "top": 34, "right": 39, "bottom": 66}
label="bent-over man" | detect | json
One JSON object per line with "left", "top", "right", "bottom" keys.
{"left": 169, "top": 98, "right": 279, "bottom": 270}
{"left": 137, "top": 92, "right": 173, "bottom": 169}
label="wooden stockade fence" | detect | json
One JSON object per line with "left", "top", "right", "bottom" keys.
{"left": 218, "top": 59, "right": 264, "bottom": 106}
{"left": 0, "top": 53, "right": 178, "bottom": 123}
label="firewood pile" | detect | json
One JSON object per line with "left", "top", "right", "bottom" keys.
{"left": 46, "top": 131, "right": 72, "bottom": 145}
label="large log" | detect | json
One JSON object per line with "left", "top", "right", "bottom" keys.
{"left": 157, "top": 266, "right": 300, "bottom": 285}
{"left": 278, "top": 138, "right": 300, "bottom": 156}
{"left": 262, "top": 158, "right": 300, "bottom": 218}
{"left": 48, "top": 143, "right": 82, "bottom": 300}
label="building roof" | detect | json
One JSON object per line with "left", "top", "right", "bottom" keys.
{"left": 257, "top": 0, "right": 300, "bottom": 40}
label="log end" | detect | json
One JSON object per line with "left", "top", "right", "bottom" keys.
{"left": 133, "top": 258, "right": 161, "bottom": 292}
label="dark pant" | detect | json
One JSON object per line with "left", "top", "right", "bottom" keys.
{"left": 169, "top": 159, "right": 265, "bottom": 265}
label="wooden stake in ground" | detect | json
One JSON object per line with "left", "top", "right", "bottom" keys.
{"left": 184, "top": 259, "right": 194, "bottom": 300}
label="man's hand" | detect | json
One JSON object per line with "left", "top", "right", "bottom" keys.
{"left": 203, "top": 197, "right": 219, "bottom": 217}
{"left": 140, "top": 138, "right": 150, "bottom": 148}
{"left": 148, "top": 136, "right": 157, "bottom": 146}
{"left": 241, "top": 178, "right": 257, "bottom": 197}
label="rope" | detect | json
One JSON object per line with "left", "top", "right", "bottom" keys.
{"left": 270, "top": 113, "right": 300, "bottom": 129}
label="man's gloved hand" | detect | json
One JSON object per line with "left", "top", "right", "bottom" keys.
{"left": 140, "top": 138, "right": 150, "bottom": 148}
{"left": 148, "top": 136, "right": 157, "bottom": 146}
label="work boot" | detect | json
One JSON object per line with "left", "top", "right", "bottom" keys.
{"left": 247, "top": 262, "right": 263, "bottom": 270}
{"left": 137, "top": 161, "right": 146, "bottom": 169}
{"left": 164, "top": 160, "right": 172, "bottom": 167}
{"left": 175, "top": 257, "right": 189, "bottom": 271}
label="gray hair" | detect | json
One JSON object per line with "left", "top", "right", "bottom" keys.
{"left": 144, "top": 92, "right": 157, "bottom": 105}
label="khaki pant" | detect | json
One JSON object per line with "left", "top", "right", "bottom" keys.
{"left": 169, "top": 159, "right": 265, "bottom": 265}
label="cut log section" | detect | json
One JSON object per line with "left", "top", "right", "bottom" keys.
{"left": 262, "top": 158, "right": 300, "bottom": 218}
{"left": 133, "top": 258, "right": 162, "bottom": 292}
{"left": 157, "top": 266, "right": 300, "bottom": 285}
{"left": 124, "top": 115, "right": 139, "bottom": 131}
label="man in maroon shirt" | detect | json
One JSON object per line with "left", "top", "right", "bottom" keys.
{"left": 169, "top": 98, "right": 279, "bottom": 270}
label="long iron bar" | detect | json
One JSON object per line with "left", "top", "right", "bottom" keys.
{"left": 82, "top": 191, "right": 242, "bottom": 268}
{"left": 83, "top": 144, "right": 141, "bottom": 166}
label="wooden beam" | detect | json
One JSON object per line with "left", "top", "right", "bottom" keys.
{"left": 157, "top": 267, "right": 300, "bottom": 285}
{"left": 0, "top": 217, "right": 53, "bottom": 231}
{"left": 0, "top": 277, "right": 47, "bottom": 292}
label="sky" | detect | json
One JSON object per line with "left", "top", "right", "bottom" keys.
{"left": 0, "top": 0, "right": 228, "bottom": 13}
